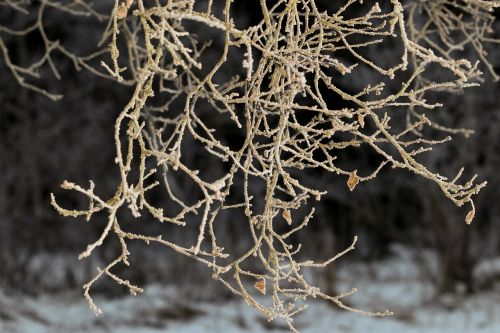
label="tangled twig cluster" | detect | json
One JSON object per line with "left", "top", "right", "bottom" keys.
{"left": 3, "top": 0, "right": 498, "bottom": 331}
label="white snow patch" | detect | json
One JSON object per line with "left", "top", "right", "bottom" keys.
{"left": 2, "top": 256, "right": 500, "bottom": 333}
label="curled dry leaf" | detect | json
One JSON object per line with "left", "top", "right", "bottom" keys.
{"left": 465, "top": 210, "right": 475, "bottom": 225}
{"left": 255, "top": 279, "right": 266, "bottom": 295}
{"left": 282, "top": 209, "right": 292, "bottom": 225}
{"left": 347, "top": 171, "right": 359, "bottom": 191}
{"left": 358, "top": 113, "right": 366, "bottom": 128}
{"left": 117, "top": 5, "right": 128, "bottom": 19}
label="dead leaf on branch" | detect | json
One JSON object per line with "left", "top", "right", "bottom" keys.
{"left": 347, "top": 171, "right": 359, "bottom": 191}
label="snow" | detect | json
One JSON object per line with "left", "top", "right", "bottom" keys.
{"left": 2, "top": 255, "right": 500, "bottom": 333}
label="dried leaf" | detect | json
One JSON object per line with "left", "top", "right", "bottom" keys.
{"left": 282, "top": 209, "right": 292, "bottom": 225}
{"left": 255, "top": 279, "right": 266, "bottom": 295}
{"left": 347, "top": 171, "right": 359, "bottom": 191}
{"left": 465, "top": 210, "right": 475, "bottom": 225}
{"left": 117, "top": 5, "right": 128, "bottom": 19}
{"left": 358, "top": 113, "right": 366, "bottom": 128}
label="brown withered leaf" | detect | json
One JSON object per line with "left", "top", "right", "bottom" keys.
{"left": 255, "top": 279, "right": 266, "bottom": 295}
{"left": 465, "top": 210, "right": 475, "bottom": 225}
{"left": 117, "top": 5, "right": 128, "bottom": 19}
{"left": 282, "top": 209, "right": 292, "bottom": 225}
{"left": 358, "top": 113, "right": 366, "bottom": 128}
{"left": 347, "top": 171, "right": 359, "bottom": 191}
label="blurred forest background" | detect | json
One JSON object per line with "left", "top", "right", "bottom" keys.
{"left": 1, "top": 1, "right": 500, "bottom": 327}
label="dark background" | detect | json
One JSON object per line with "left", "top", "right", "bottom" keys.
{"left": 1, "top": 1, "right": 500, "bottom": 303}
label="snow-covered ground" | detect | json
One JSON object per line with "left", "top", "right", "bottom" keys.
{"left": 2, "top": 255, "right": 500, "bottom": 333}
